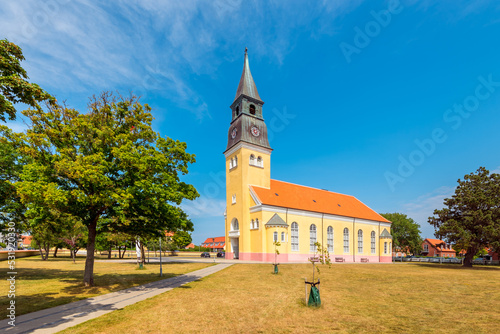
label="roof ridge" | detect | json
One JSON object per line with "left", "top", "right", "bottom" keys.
{"left": 270, "top": 179, "right": 355, "bottom": 198}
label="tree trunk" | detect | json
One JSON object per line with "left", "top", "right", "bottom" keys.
{"left": 140, "top": 242, "right": 146, "bottom": 264}
{"left": 72, "top": 248, "right": 76, "bottom": 263}
{"left": 42, "top": 242, "right": 50, "bottom": 260}
{"left": 53, "top": 246, "right": 59, "bottom": 258}
{"left": 463, "top": 247, "right": 476, "bottom": 267}
{"left": 38, "top": 246, "right": 45, "bottom": 260}
{"left": 83, "top": 219, "right": 98, "bottom": 286}
{"left": 108, "top": 244, "right": 112, "bottom": 259}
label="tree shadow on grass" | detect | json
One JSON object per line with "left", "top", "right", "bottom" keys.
{"left": 413, "top": 263, "right": 500, "bottom": 271}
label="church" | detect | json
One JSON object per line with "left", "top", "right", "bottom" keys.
{"left": 224, "top": 50, "right": 392, "bottom": 263}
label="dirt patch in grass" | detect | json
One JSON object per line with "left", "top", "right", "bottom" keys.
{"left": 0, "top": 256, "right": 212, "bottom": 316}
{"left": 61, "top": 263, "right": 500, "bottom": 333}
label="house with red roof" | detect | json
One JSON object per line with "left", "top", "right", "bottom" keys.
{"left": 223, "top": 50, "right": 392, "bottom": 263}
{"left": 421, "top": 238, "right": 456, "bottom": 258}
{"left": 201, "top": 237, "right": 225, "bottom": 251}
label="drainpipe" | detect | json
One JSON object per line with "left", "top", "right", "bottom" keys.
{"left": 321, "top": 214, "right": 324, "bottom": 254}
{"left": 378, "top": 222, "right": 381, "bottom": 262}
{"left": 353, "top": 218, "right": 356, "bottom": 263}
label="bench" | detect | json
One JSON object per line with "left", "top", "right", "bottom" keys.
{"left": 335, "top": 257, "right": 345, "bottom": 263}
{"left": 361, "top": 258, "right": 369, "bottom": 263}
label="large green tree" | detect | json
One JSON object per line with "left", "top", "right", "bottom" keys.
{"left": 429, "top": 167, "right": 500, "bottom": 267}
{"left": 172, "top": 230, "right": 192, "bottom": 249}
{"left": 16, "top": 92, "right": 199, "bottom": 285}
{"left": 0, "top": 39, "right": 54, "bottom": 122}
{"left": 380, "top": 213, "right": 423, "bottom": 256}
{"left": 0, "top": 125, "right": 28, "bottom": 232}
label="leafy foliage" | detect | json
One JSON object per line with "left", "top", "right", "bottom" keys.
{"left": 16, "top": 92, "right": 198, "bottom": 285}
{"left": 429, "top": 167, "right": 500, "bottom": 267}
{"left": 380, "top": 213, "right": 422, "bottom": 256}
{"left": 0, "top": 39, "right": 54, "bottom": 122}
{"left": 0, "top": 125, "right": 28, "bottom": 230}
{"left": 172, "top": 231, "right": 192, "bottom": 249}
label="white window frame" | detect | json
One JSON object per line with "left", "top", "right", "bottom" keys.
{"left": 384, "top": 242, "right": 387, "bottom": 254}
{"left": 327, "top": 226, "right": 333, "bottom": 252}
{"left": 371, "top": 231, "right": 376, "bottom": 254}
{"left": 358, "top": 229, "right": 363, "bottom": 254}
{"left": 273, "top": 231, "right": 278, "bottom": 242}
{"left": 343, "top": 228, "right": 349, "bottom": 253}
{"left": 281, "top": 232, "right": 285, "bottom": 242}
{"left": 310, "top": 224, "right": 317, "bottom": 253}
{"left": 291, "top": 222, "right": 299, "bottom": 251}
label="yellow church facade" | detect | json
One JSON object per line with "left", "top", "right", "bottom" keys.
{"left": 224, "top": 50, "right": 392, "bottom": 263}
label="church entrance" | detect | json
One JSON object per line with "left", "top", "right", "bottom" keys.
{"left": 231, "top": 238, "right": 239, "bottom": 259}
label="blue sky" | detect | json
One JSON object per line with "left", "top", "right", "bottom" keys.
{"left": 2, "top": 0, "right": 500, "bottom": 245}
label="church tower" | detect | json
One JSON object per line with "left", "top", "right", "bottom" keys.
{"left": 224, "top": 48, "right": 272, "bottom": 260}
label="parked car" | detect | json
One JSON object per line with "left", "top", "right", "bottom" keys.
{"left": 200, "top": 252, "right": 210, "bottom": 258}
{"left": 216, "top": 252, "right": 225, "bottom": 258}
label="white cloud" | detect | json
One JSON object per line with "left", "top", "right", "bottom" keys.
{"left": 401, "top": 186, "right": 454, "bottom": 238}
{"left": 182, "top": 197, "right": 226, "bottom": 219}
{"left": 1, "top": 0, "right": 359, "bottom": 120}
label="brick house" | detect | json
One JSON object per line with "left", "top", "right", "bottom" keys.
{"left": 202, "top": 237, "right": 225, "bottom": 252}
{"left": 421, "top": 238, "right": 456, "bottom": 258}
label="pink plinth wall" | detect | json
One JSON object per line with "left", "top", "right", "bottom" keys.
{"left": 226, "top": 252, "right": 392, "bottom": 263}
{"left": 379, "top": 256, "right": 392, "bottom": 263}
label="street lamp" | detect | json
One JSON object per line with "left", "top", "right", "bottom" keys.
{"left": 159, "top": 237, "right": 163, "bottom": 277}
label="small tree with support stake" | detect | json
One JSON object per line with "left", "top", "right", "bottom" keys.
{"left": 273, "top": 240, "right": 280, "bottom": 274}
{"left": 305, "top": 242, "right": 331, "bottom": 307}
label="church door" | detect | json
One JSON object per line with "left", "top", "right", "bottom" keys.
{"left": 231, "top": 238, "right": 239, "bottom": 259}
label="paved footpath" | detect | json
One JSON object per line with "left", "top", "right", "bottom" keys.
{"left": 0, "top": 263, "right": 232, "bottom": 334}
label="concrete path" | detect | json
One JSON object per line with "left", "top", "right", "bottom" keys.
{"left": 0, "top": 263, "right": 232, "bottom": 334}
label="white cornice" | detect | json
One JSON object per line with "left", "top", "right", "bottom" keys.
{"left": 224, "top": 141, "right": 273, "bottom": 158}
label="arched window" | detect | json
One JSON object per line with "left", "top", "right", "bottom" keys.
{"left": 255, "top": 219, "right": 259, "bottom": 229}
{"left": 251, "top": 219, "right": 255, "bottom": 229}
{"left": 273, "top": 231, "right": 278, "bottom": 242}
{"left": 234, "top": 156, "right": 238, "bottom": 166}
{"left": 310, "top": 224, "right": 317, "bottom": 253}
{"left": 231, "top": 194, "right": 236, "bottom": 204}
{"left": 327, "top": 226, "right": 333, "bottom": 252}
{"left": 384, "top": 242, "right": 387, "bottom": 254}
{"left": 257, "top": 156, "right": 263, "bottom": 167}
{"left": 291, "top": 222, "right": 299, "bottom": 251}
{"left": 281, "top": 232, "right": 285, "bottom": 242}
{"left": 235, "top": 105, "right": 239, "bottom": 116}
{"left": 249, "top": 104, "right": 256, "bottom": 115}
{"left": 343, "top": 228, "right": 349, "bottom": 253}
{"left": 231, "top": 219, "right": 239, "bottom": 231}
{"left": 371, "top": 231, "right": 376, "bottom": 254}
{"left": 250, "top": 154, "right": 255, "bottom": 166}
{"left": 358, "top": 230, "right": 363, "bottom": 253}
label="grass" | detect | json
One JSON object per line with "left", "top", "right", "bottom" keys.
{"left": 60, "top": 263, "right": 500, "bottom": 334}
{"left": 0, "top": 255, "right": 212, "bottom": 316}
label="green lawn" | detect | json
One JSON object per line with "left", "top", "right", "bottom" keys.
{"left": 61, "top": 263, "right": 500, "bottom": 334}
{"left": 0, "top": 255, "right": 212, "bottom": 316}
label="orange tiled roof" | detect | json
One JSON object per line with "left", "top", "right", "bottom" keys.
{"left": 21, "top": 235, "right": 32, "bottom": 245}
{"left": 202, "top": 237, "right": 225, "bottom": 248}
{"left": 250, "top": 180, "right": 390, "bottom": 223}
{"left": 424, "top": 238, "right": 455, "bottom": 252}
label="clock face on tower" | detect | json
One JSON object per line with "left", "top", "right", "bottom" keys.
{"left": 231, "top": 127, "right": 238, "bottom": 139}
{"left": 251, "top": 125, "right": 260, "bottom": 137}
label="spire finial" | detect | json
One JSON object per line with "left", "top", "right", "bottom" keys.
{"left": 245, "top": 47, "right": 248, "bottom": 54}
